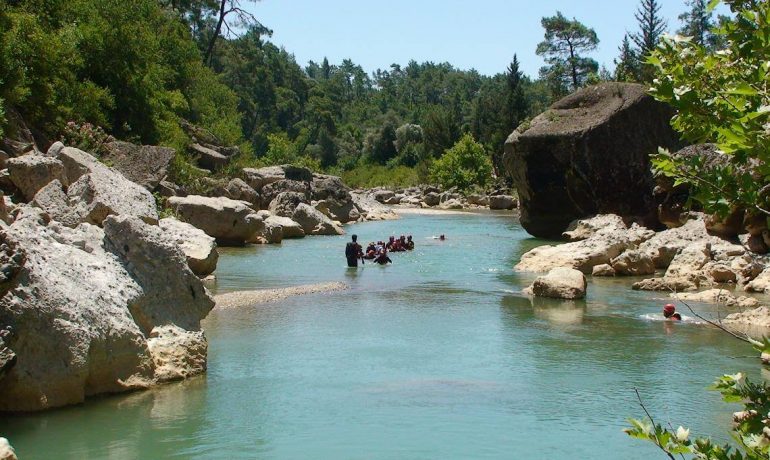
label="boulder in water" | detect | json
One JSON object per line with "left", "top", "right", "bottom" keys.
{"left": 158, "top": 217, "right": 218, "bottom": 277}
{"left": 525, "top": 267, "right": 587, "bottom": 299}
{"left": 167, "top": 195, "right": 263, "bottom": 246}
{"left": 503, "top": 82, "right": 682, "bottom": 238}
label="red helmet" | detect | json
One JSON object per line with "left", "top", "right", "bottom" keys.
{"left": 663, "top": 304, "right": 676, "bottom": 317}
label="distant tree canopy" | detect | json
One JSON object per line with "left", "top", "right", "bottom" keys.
{"left": 536, "top": 12, "right": 599, "bottom": 95}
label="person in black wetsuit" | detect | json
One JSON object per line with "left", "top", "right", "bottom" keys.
{"left": 345, "top": 234, "right": 364, "bottom": 267}
{"left": 373, "top": 248, "right": 392, "bottom": 265}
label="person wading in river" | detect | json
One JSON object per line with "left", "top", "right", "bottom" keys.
{"left": 345, "top": 234, "right": 364, "bottom": 268}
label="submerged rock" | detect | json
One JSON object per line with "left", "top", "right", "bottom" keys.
{"left": 503, "top": 82, "right": 682, "bottom": 238}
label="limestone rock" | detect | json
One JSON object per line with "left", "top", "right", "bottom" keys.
{"left": 516, "top": 215, "right": 654, "bottom": 273}
{"left": 53, "top": 147, "right": 158, "bottom": 226}
{"left": 159, "top": 217, "right": 218, "bottom": 276}
{"left": 260, "top": 217, "right": 284, "bottom": 244}
{"left": 503, "top": 82, "right": 682, "bottom": 238}
{"left": 633, "top": 242, "right": 712, "bottom": 292}
{"left": 671, "top": 289, "right": 759, "bottom": 308}
{"left": 0, "top": 209, "right": 213, "bottom": 411}
{"left": 562, "top": 214, "right": 627, "bottom": 241}
{"left": 32, "top": 180, "right": 82, "bottom": 227}
{"left": 191, "top": 143, "right": 228, "bottom": 171}
{"left": 311, "top": 174, "right": 352, "bottom": 202}
{"left": 439, "top": 199, "right": 464, "bottom": 210}
{"left": 746, "top": 268, "right": 770, "bottom": 294}
{"left": 638, "top": 217, "right": 722, "bottom": 268}
{"left": 7, "top": 154, "right": 66, "bottom": 201}
{"left": 167, "top": 195, "right": 263, "bottom": 246}
{"left": 103, "top": 141, "right": 175, "bottom": 190}
{"left": 373, "top": 190, "right": 395, "bottom": 203}
{"left": 526, "top": 267, "right": 587, "bottom": 299}
{"left": 592, "top": 264, "right": 616, "bottom": 277}
{"left": 292, "top": 203, "right": 344, "bottom": 235}
{"left": 724, "top": 306, "right": 770, "bottom": 340}
{"left": 467, "top": 194, "right": 489, "bottom": 206}
{"left": 610, "top": 250, "right": 655, "bottom": 276}
{"left": 350, "top": 192, "right": 399, "bottom": 221}
{"left": 423, "top": 192, "right": 440, "bottom": 207}
{"left": 223, "top": 178, "right": 260, "bottom": 209}
{"left": 268, "top": 192, "right": 307, "bottom": 218}
{"left": 261, "top": 179, "right": 311, "bottom": 208}
{"left": 315, "top": 199, "right": 360, "bottom": 223}
{"left": 265, "top": 215, "right": 305, "bottom": 238}
{"left": 242, "top": 165, "right": 313, "bottom": 191}
{"left": 146, "top": 325, "right": 207, "bottom": 382}
{"left": 0, "top": 438, "right": 17, "bottom": 460}
{"left": 489, "top": 195, "right": 517, "bottom": 210}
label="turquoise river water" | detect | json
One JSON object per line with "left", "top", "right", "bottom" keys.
{"left": 0, "top": 210, "right": 764, "bottom": 459}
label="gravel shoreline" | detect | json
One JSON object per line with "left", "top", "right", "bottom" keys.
{"left": 214, "top": 282, "right": 349, "bottom": 309}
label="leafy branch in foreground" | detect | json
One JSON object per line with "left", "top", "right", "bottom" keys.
{"left": 648, "top": 0, "right": 770, "bottom": 218}
{"left": 627, "top": 373, "right": 770, "bottom": 459}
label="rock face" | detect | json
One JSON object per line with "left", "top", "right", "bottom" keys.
{"left": 103, "top": 141, "right": 175, "bottom": 190}
{"left": 0, "top": 208, "right": 213, "bottom": 411}
{"left": 159, "top": 217, "right": 218, "bottom": 276}
{"left": 503, "top": 82, "right": 682, "bottom": 238}
{"left": 167, "top": 195, "right": 263, "bottom": 246}
{"left": 37, "top": 146, "right": 159, "bottom": 226}
{"left": 525, "top": 267, "right": 587, "bottom": 299}
{"left": 265, "top": 215, "right": 305, "bottom": 238}
{"left": 633, "top": 242, "right": 713, "bottom": 291}
{"left": 242, "top": 165, "right": 313, "bottom": 191}
{"left": 7, "top": 154, "right": 66, "bottom": 200}
{"left": 222, "top": 178, "right": 260, "bottom": 209}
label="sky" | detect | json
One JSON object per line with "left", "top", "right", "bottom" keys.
{"left": 243, "top": 0, "right": 729, "bottom": 78}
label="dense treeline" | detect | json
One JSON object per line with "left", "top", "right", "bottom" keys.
{"left": 0, "top": 0, "right": 731, "bottom": 190}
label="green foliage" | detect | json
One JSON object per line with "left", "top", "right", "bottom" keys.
{"left": 536, "top": 11, "right": 599, "bottom": 93}
{"left": 648, "top": 0, "right": 770, "bottom": 217}
{"left": 428, "top": 134, "right": 492, "bottom": 191}
{"left": 627, "top": 372, "right": 770, "bottom": 459}
{"left": 340, "top": 164, "right": 420, "bottom": 189}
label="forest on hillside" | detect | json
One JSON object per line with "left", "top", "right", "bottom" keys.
{"left": 0, "top": 0, "right": 726, "bottom": 190}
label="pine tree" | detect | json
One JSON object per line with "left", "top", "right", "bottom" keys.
{"left": 614, "top": 34, "right": 640, "bottom": 82}
{"left": 631, "top": 0, "right": 666, "bottom": 81}
{"left": 535, "top": 12, "right": 599, "bottom": 93}
{"left": 505, "top": 55, "right": 529, "bottom": 130}
{"left": 678, "top": 0, "right": 717, "bottom": 49}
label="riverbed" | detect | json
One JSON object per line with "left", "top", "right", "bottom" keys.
{"left": 0, "top": 211, "right": 761, "bottom": 459}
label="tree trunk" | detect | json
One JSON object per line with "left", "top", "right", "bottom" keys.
{"left": 205, "top": 0, "right": 228, "bottom": 66}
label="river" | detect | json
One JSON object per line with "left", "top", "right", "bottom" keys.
{"left": 0, "top": 210, "right": 761, "bottom": 459}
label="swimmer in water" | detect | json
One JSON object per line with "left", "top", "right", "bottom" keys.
{"left": 663, "top": 303, "right": 682, "bottom": 321}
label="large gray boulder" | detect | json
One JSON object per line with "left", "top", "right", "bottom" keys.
{"left": 48, "top": 146, "right": 158, "bottom": 225}
{"left": 7, "top": 154, "right": 66, "bottom": 201}
{"left": 102, "top": 141, "right": 175, "bottom": 190}
{"left": 222, "top": 178, "right": 260, "bottom": 209}
{"left": 167, "top": 195, "right": 263, "bottom": 246}
{"left": 489, "top": 195, "right": 517, "bottom": 210}
{"left": 159, "top": 217, "right": 219, "bottom": 276}
{"left": 525, "top": 267, "right": 587, "bottom": 299}
{"left": 190, "top": 143, "right": 228, "bottom": 171}
{"left": 292, "top": 203, "right": 344, "bottom": 236}
{"left": 242, "top": 165, "right": 313, "bottom": 191}
{"left": 265, "top": 215, "right": 305, "bottom": 238}
{"left": 503, "top": 82, "right": 683, "bottom": 238}
{"left": 260, "top": 179, "right": 311, "bottom": 209}
{"left": 268, "top": 191, "right": 307, "bottom": 218}
{"left": 0, "top": 208, "right": 213, "bottom": 411}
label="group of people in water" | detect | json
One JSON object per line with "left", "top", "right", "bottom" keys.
{"left": 345, "top": 234, "right": 414, "bottom": 267}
